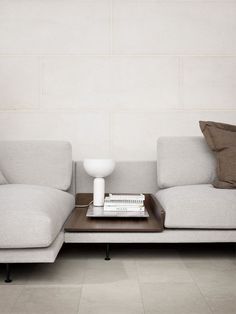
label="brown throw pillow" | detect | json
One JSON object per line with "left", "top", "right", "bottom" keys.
{"left": 199, "top": 121, "right": 236, "bottom": 189}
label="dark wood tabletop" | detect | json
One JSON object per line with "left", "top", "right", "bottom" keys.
{"left": 64, "top": 193, "right": 164, "bottom": 233}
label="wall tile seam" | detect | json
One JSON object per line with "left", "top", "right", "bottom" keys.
{"left": 25, "top": 107, "right": 236, "bottom": 112}
{"left": 1, "top": 54, "right": 236, "bottom": 57}
{"left": 38, "top": 56, "right": 43, "bottom": 110}
{"left": 1, "top": 104, "right": 235, "bottom": 113}
{"left": 112, "top": 1, "right": 236, "bottom": 5}
{"left": 109, "top": 112, "right": 114, "bottom": 159}
{"left": 114, "top": 0, "right": 236, "bottom": 2}
{"left": 110, "top": 0, "right": 113, "bottom": 55}
{"left": 178, "top": 57, "right": 184, "bottom": 110}
{"left": 0, "top": 109, "right": 236, "bottom": 114}
{"left": 0, "top": 109, "right": 114, "bottom": 114}
{"left": 40, "top": 58, "right": 47, "bottom": 98}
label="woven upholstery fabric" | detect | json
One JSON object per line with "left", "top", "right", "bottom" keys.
{"left": 157, "top": 137, "right": 216, "bottom": 188}
{"left": 157, "top": 184, "right": 236, "bottom": 229}
{"left": 65, "top": 229, "right": 236, "bottom": 243}
{"left": 0, "top": 232, "right": 64, "bottom": 263}
{"left": 0, "top": 141, "right": 72, "bottom": 190}
{"left": 200, "top": 121, "right": 236, "bottom": 189}
{"left": 0, "top": 184, "right": 74, "bottom": 248}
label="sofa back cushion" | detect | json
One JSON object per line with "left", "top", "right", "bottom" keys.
{"left": 157, "top": 137, "right": 216, "bottom": 189}
{"left": 0, "top": 141, "right": 72, "bottom": 190}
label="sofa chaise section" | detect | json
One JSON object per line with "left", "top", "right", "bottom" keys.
{"left": 0, "top": 184, "right": 74, "bottom": 248}
{"left": 0, "top": 141, "right": 74, "bottom": 282}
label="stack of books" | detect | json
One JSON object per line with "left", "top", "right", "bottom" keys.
{"left": 104, "top": 194, "right": 145, "bottom": 212}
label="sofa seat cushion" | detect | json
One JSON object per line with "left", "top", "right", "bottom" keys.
{"left": 156, "top": 184, "right": 236, "bottom": 229}
{"left": 0, "top": 184, "right": 75, "bottom": 248}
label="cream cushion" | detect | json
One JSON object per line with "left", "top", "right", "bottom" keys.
{"left": 157, "top": 184, "right": 236, "bottom": 229}
{"left": 0, "top": 184, "right": 74, "bottom": 248}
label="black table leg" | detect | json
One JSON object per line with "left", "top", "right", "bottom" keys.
{"left": 105, "top": 243, "right": 111, "bottom": 261}
{"left": 5, "top": 263, "right": 12, "bottom": 283}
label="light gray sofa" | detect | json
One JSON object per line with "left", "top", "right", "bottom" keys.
{"left": 0, "top": 141, "right": 75, "bottom": 282}
{"left": 69, "top": 137, "right": 236, "bottom": 244}
{"left": 2, "top": 137, "right": 236, "bottom": 282}
{"left": 156, "top": 136, "right": 236, "bottom": 237}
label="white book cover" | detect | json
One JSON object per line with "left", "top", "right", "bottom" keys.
{"left": 104, "top": 206, "right": 145, "bottom": 212}
{"left": 104, "top": 200, "right": 144, "bottom": 205}
{"left": 108, "top": 194, "right": 145, "bottom": 201}
{"left": 105, "top": 194, "right": 145, "bottom": 206}
{"left": 104, "top": 203, "right": 144, "bottom": 207}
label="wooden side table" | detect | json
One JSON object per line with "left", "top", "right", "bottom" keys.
{"left": 64, "top": 193, "right": 165, "bottom": 260}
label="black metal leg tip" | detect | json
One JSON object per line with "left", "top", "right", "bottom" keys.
{"left": 5, "top": 264, "right": 12, "bottom": 283}
{"left": 104, "top": 257, "right": 110, "bottom": 261}
{"left": 4, "top": 279, "right": 12, "bottom": 283}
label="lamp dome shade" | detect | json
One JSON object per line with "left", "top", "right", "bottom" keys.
{"left": 83, "top": 159, "right": 115, "bottom": 178}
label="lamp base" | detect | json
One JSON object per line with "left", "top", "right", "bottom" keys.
{"left": 93, "top": 177, "right": 105, "bottom": 206}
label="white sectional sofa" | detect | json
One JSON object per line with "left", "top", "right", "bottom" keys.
{"left": 1, "top": 137, "right": 236, "bottom": 282}
{"left": 0, "top": 141, "right": 75, "bottom": 282}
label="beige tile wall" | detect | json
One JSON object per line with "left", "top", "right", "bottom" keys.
{"left": 0, "top": 0, "right": 235, "bottom": 161}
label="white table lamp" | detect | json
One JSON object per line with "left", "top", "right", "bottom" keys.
{"left": 83, "top": 159, "right": 115, "bottom": 206}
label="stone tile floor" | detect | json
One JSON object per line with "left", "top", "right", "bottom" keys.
{"left": 0, "top": 243, "right": 235, "bottom": 314}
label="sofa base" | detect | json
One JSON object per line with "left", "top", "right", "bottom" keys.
{"left": 2, "top": 228, "right": 236, "bottom": 263}
{"left": 65, "top": 229, "right": 236, "bottom": 243}
{"left": 0, "top": 232, "right": 64, "bottom": 264}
